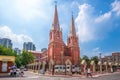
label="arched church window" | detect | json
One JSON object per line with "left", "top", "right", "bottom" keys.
{"left": 69, "top": 38, "right": 70, "bottom": 43}
{"left": 57, "top": 31, "right": 60, "bottom": 37}
{"left": 50, "top": 32, "right": 52, "bottom": 39}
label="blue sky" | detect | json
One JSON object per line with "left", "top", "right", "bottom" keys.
{"left": 0, "top": 0, "right": 120, "bottom": 57}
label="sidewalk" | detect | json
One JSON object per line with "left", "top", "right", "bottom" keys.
{"left": 29, "top": 70, "right": 120, "bottom": 78}
{"left": 93, "top": 72, "right": 120, "bottom": 77}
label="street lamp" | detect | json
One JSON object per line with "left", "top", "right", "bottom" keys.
{"left": 99, "top": 53, "right": 102, "bottom": 62}
{"left": 61, "top": 51, "right": 64, "bottom": 73}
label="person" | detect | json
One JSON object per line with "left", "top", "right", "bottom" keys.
{"left": 16, "top": 69, "right": 20, "bottom": 77}
{"left": 20, "top": 68, "right": 24, "bottom": 77}
{"left": 79, "top": 68, "right": 81, "bottom": 74}
{"left": 10, "top": 69, "right": 13, "bottom": 77}
{"left": 13, "top": 68, "right": 16, "bottom": 77}
{"left": 85, "top": 67, "right": 88, "bottom": 77}
{"left": 87, "top": 68, "right": 92, "bottom": 78}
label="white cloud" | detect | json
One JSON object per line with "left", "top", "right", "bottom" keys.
{"left": 95, "top": 12, "right": 111, "bottom": 23}
{"left": 93, "top": 47, "right": 101, "bottom": 53}
{"left": 0, "top": 25, "right": 33, "bottom": 49}
{"left": 0, "top": 0, "right": 53, "bottom": 22}
{"left": 95, "top": 0, "right": 120, "bottom": 23}
{"left": 75, "top": 0, "right": 120, "bottom": 43}
{"left": 111, "top": 0, "right": 120, "bottom": 16}
{"left": 75, "top": 3, "right": 95, "bottom": 42}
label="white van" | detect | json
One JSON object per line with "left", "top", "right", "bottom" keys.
{"left": 54, "top": 65, "right": 65, "bottom": 73}
{"left": 67, "top": 65, "right": 80, "bottom": 73}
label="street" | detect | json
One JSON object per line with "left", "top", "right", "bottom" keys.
{"left": 0, "top": 71, "right": 120, "bottom": 80}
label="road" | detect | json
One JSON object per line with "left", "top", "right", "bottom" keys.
{"left": 0, "top": 71, "right": 120, "bottom": 80}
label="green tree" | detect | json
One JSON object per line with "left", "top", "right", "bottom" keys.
{"left": 91, "top": 56, "right": 99, "bottom": 65}
{"left": 0, "top": 45, "right": 17, "bottom": 56}
{"left": 15, "top": 55, "right": 22, "bottom": 68}
{"left": 0, "top": 45, "right": 34, "bottom": 68}
{"left": 81, "top": 55, "right": 90, "bottom": 64}
{"left": 21, "top": 51, "right": 34, "bottom": 67}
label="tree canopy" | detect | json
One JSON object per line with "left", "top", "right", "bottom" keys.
{"left": 0, "top": 45, "right": 34, "bottom": 68}
{"left": 81, "top": 55, "right": 99, "bottom": 65}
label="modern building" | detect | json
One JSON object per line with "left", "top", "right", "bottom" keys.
{"left": 30, "top": 4, "right": 80, "bottom": 67}
{"left": 0, "top": 38, "right": 12, "bottom": 48}
{"left": 41, "top": 48, "right": 47, "bottom": 52}
{"left": 23, "top": 42, "right": 36, "bottom": 51}
{"left": 14, "top": 48, "right": 21, "bottom": 55}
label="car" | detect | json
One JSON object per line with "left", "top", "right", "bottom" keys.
{"left": 54, "top": 65, "right": 65, "bottom": 73}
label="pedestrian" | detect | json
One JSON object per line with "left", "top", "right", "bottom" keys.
{"left": 87, "top": 68, "right": 92, "bottom": 78}
{"left": 20, "top": 68, "right": 24, "bottom": 77}
{"left": 13, "top": 69, "right": 16, "bottom": 77}
{"left": 9, "top": 69, "right": 13, "bottom": 77}
{"left": 85, "top": 67, "right": 88, "bottom": 77}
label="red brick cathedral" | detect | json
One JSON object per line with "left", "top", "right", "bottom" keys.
{"left": 48, "top": 4, "right": 80, "bottom": 66}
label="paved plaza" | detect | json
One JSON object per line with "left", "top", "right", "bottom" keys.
{"left": 0, "top": 71, "right": 120, "bottom": 80}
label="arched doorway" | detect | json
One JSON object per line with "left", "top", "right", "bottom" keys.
{"left": 49, "top": 59, "right": 54, "bottom": 72}
{"left": 65, "top": 59, "right": 72, "bottom": 75}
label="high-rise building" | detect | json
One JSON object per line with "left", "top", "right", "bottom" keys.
{"left": 14, "top": 48, "right": 21, "bottom": 55}
{"left": 0, "top": 38, "right": 12, "bottom": 48}
{"left": 23, "top": 42, "right": 36, "bottom": 51}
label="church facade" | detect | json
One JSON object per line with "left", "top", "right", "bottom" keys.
{"left": 28, "top": 4, "right": 80, "bottom": 73}
{"left": 48, "top": 4, "right": 80, "bottom": 66}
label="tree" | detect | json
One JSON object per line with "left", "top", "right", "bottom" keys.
{"left": 15, "top": 55, "right": 22, "bottom": 68}
{"left": 91, "top": 56, "right": 99, "bottom": 65}
{"left": 0, "top": 45, "right": 17, "bottom": 56}
{"left": 0, "top": 45, "right": 34, "bottom": 68}
{"left": 21, "top": 51, "right": 34, "bottom": 67}
{"left": 81, "top": 55, "right": 90, "bottom": 64}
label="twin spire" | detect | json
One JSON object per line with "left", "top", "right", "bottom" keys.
{"left": 52, "top": 3, "right": 76, "bottom": 37}
{"left": 69, "top": 14, "right": 76, "bottom": 37}
{"left": 52, "top": 4, "right": 60, "bottom": 30}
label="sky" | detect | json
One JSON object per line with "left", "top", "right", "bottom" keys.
{"left": 0, "top": 0, "right": 120, "bottom": 57}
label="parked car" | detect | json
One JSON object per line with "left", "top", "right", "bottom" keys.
{"left": 54, "top": 65, "right": 65, "bottom": 73}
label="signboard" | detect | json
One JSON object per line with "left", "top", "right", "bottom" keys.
{"left": 2, "top": 62, "right": 7, "bottom": 72}
{"left": 0, "top": 56, "right": 15, "bottom": 62}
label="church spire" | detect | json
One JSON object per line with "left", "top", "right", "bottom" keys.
{"left": 51, "top": 2, "right": 60, "bottom": 30}
{"left": 69, "top": 13, "right": 76, "bottom": 37}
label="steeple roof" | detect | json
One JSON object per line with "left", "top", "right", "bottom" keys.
{"left": 69, "top": 14, "right": 76, "bottom": 37}
{"left": 51, "top": 4, "right": 60, "bottom": 30}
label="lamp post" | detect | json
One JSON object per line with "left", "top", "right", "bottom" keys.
{"left": 52, "top": 55, "right": 56, "bottom": 75}
{"left": 99, "top": 53, "right": 102, "bottom": 62}
{"left": 99, "top": 53, "right": 102, "bottom": 73}
{"left": 61, "top": 51, "right": 64, "bottom": 73}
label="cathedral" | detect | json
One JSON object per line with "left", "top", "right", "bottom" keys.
{"left": 28, "top": 4, "right": 80, "bottom": 73}
{"left": 48, "top": 4, "right": 80, "bottom": 66}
